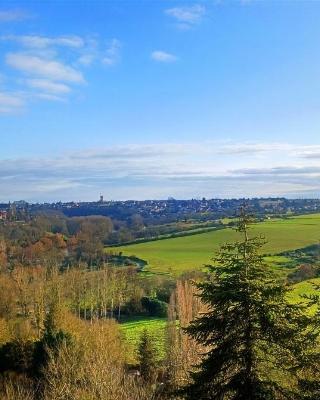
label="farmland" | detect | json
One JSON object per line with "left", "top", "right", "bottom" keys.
{"left": 116, "top": 214, "right": 320, "bottom": 275}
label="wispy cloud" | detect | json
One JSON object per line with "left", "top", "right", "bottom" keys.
{"left": 0, "top": 91, "right": 24, "bottom": 113}
{"left": 34, "top": 92, "right": 66, "bottom": 102}
{"left": 2, "top": 33, "right": 121, "bottom": 112}
{"left": 165, "top": 4, "right": 206, "bottom": 29}
{"left": 151, "top": 50, "right": 177, "bottom": 63}
{"left": 78, "top": 53, "right": 95, "bottom": 66}
{"left": 300, "top": 152, "right": 320, "bottom": 159}
{"left": 232, "top": 166, "right": 320, "bottom": 176}
{"left": 218, "top": 142, "right": 320, "bottom": 158}
{"left": 1, "top": 141, "right": 320, "bottom": 201}
{"left": 102, "top": 38, "right": 122, "bottom": 66}
{"left": 6, "top": 53, "right": 85, "bottom": 83}
{"left": 219, "top": 142, "right": 295, "bottom": 155}
{"left": 25, "top": 79, "right": 71, "bottom": 94}
{"left": 2, "top": 34, "right": 84, "bottom": 48}
{"left": 0, "top": 9, "right": 30, "bottom": 22}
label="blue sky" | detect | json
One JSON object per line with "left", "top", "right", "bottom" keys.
{"left": 1, "top": 0, "right": 320, "bottom": 201}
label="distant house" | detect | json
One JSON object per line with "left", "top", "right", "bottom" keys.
{"left": 0, "top": 211, "right": 7, "bottom": 221}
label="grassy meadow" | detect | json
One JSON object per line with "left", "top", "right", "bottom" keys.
{"left": 120, "top": 317, "right": 167, "bottom": 364}
{"left": 287, "top": 277, "right": 320, "bottom": 304}
{"left": 120, "top": 279, "right": 320, "bottom": 361}
{"left": 116, "top": 214, "right": 320, "bottom": 275}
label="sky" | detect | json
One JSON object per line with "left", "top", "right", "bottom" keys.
{"left": 1, "top": 0, "right": 320, "bottom": 202}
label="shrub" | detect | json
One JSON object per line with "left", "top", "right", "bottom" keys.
{"left": 0, "top": 340, "right": 35, "bottom": 374}
{"left": 141, "top": 297, "right": 168, "bottom": 317}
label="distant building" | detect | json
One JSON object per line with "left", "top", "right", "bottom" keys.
{"left": 13, "top": 200, "right": 28, "bottom": 207}
{"left": 99, "top": 194, "right": 104, "bottom": 203}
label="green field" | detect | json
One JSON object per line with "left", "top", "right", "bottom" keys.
{"left": 116, "top": 214, "right": 320, "bottom": 274}
{"left": 120, "top": 279, "right": 320, "bottom": 362}
{"left": 120, "top": 317, "right": 167, "bottom": 364}
{"left": 288, "top": 278, "right": 320, "bottom": 304}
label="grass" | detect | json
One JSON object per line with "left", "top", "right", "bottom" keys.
{"left": 264, "top": 255, "right": 295, "bottom": 278}
{"left": 120, "top": 316, "right": 167, "bottom": 364}
{"left": 288, "top": 278, "right": 320, "bottom": 303}
{"left": 120, "top": 280, "right": 320, "bottom": 363}
{"left": 288, "top": 278, "right": 320, "bottom": 316}
{"left": 116, "top": 214, "right": 320, "bottom": 275}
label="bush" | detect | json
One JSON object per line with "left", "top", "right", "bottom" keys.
{"left": 122, "top": 298, "right": 145, "bottom": 316}
{"left": 287, "top": 264, "right": 319, "bottom": 283}
{"left": 141, "top": 297, "right": 168, "bottom": 317}
{"left": 0, "top": 340, "right": 35, "bottom": 374}
{"left": 33, "top": 329, "right": 73, "bottom": 377}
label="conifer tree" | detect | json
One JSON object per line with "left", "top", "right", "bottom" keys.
{"left": 182, "top": 209, "right": 316, "bottom": 400}
{"left": 138, "top": 328, "right": 158, "bottom": 382}
{"left": 33, "top": 300, "right": 71, "bottom": 377}
{"left": 298, "top": 282, "right": 320, "bottom": 399}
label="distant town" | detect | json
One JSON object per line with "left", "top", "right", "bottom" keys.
{"left": 1, "top": 197, "right": 320, "bottom": 225}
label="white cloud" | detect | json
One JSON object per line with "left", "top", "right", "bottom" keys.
{"left": 165, "top": 4, "right": 206, "bottom": 29}
{"left": 151, "top": 50, "right": 177, "bottom": 63}
{"left": 219, "top": 142, "right": 320, "bottom": 158}
{"left": 0, "top": 91, "right": 24, "bottom": 113}
{"left": 78, "top": 53, "right": 95, "bottom": 66}
{"left": 232, "top": 166, "right": 320, "bottom": 176}
{"left": 102, "top": 38, "right": 121, "bottom": 66}
{"left": 219, "top": 142, "right": 295, "bottom": 155}
{"left": 6, "top": 53, "right": 85, "bottom": 83}
{"left": 1, "top": 141, "right": 320, "bottom": 201}
{"left": 25, "top": 79, "right": 71, "bottom": 94}
{"left": 77, "top": 37, "right": 99, "bottom": 66}
{"left": 2, "top": 34, "right": 121, "bottom": 112}
{"left": 299, "top": 151, "right": 320, "bottom": 159}
{"left": 34, "top": 93, "right": 66, "bottom": 102}
{"left": 2, "top": 34, "right": 84, "bottom": 48}
{"left": 0, "top": 9, "right": 29, "bottom": 22}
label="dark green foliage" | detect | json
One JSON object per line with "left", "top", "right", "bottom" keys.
{"left": 155, "top": 280, "right": 176, "bottom": 303}
{"left": 182, "top": 211, "right": 317, "bottom": 400}
{"left": 138, "top": 328, "right": 158, "bottom": 381}
{"left": 33, "top": 302, "right": 72, "bottom": 377}
{"left": 298, "top": 283, "right": 320, "bottom": 399}
{"left": 0, "top": 340, "right": 35, "bottom": 374}
{"left": 282, "top": 243, "right": 320, "bottom": 267}
{"left": 123, "top": 297, "right": 145, "bottom": 315}
{"left": 0, "top": 305, "right": 71, "bottom": 379}
{"left": 299, "top": 378, "right": 320, "bottom": 400}
{"left": 33, "top": 329, "right": 72, "bottom": 377}
{"left": 0, "top": 304, "right": 71, "bottom": 378}
{"left": 141, "top": 297, "right": 168, "bottom": 317}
